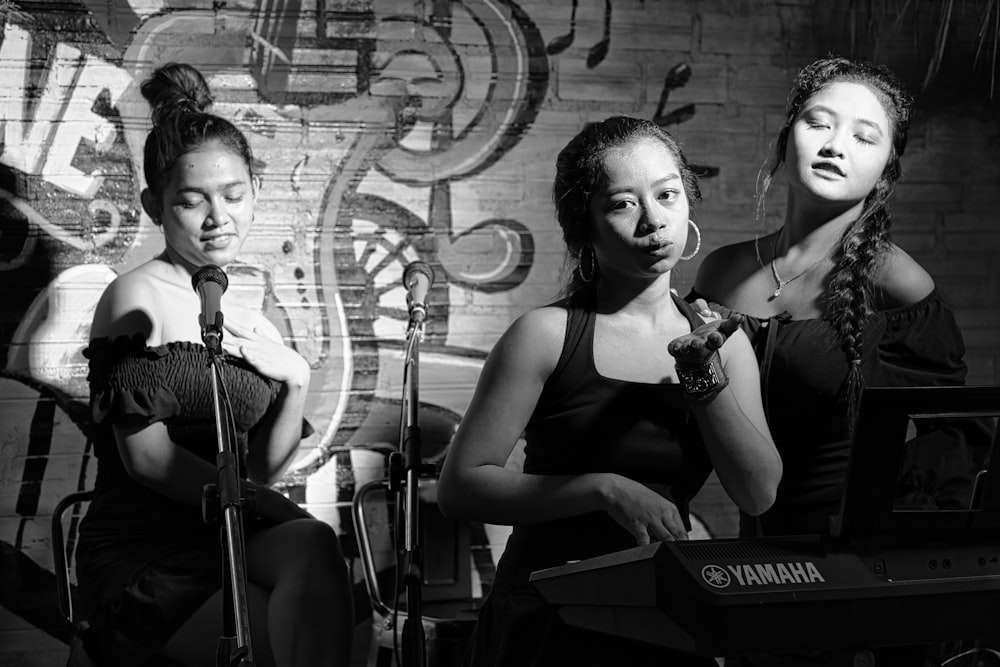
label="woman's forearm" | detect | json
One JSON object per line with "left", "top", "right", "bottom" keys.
{"left": 116, "top": 423, "right": 232, "bottom": 507}
{"left": 437, "top": 465, "right": 616, "bottom": 526}
{"left": 690, "top": 389, "right": 782, "bottom": 515}
{"left": 246, "top": 377, "right": 310, "bottom": 484}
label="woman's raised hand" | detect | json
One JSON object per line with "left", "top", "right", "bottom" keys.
{"left": 603, "top": 474, "right": 689, "bottom": 545}
{"left": 222, "top": 320, "right": 310, "bottom": 386}
{"left": 667, "top": 313, "right": 744, "bottom": 369}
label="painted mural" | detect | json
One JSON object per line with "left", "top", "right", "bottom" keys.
{"left": 0, "top": 0, "right": 719, "bottom": 649}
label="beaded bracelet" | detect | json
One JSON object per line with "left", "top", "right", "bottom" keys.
{"left": 676, "top": 350, "right": 729, "bottom": 403}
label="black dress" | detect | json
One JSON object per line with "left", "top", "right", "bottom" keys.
{"left": 76, "top": 334, "right": 286, "bottom": 666}
{"left": 464, "top": 293, "right": 718, "bottom": 667}
{"left": 714, "top": 288, "right": 992, "bottom": 538}
{"left": 687, "top": 289, "right": 993, "bottom": 667}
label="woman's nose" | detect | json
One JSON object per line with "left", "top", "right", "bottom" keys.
{"left": 820, "top": 130, "right": 846, "bottom": 158}
{"left": 204, "top": 198, "right": 228, "bottom": 227}
{"left": 637, "top": 202, "right": 666, "bottom": 234}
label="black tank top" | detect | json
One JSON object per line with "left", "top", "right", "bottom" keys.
{"left": 500, "top": 291, "right": 713, "bottom": 577}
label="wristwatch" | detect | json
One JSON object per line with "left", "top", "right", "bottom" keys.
{"left": 677, "top": 352, "right": 729, "bottom": 402}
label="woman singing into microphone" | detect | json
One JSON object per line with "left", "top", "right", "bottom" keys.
{"left": 75, "top": 62, "right": 353, "bottom": 667}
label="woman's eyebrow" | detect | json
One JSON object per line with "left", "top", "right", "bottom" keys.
{"left": 806, "top": 104, "right": 885, "bottom": 136}
{"left": 604, "top": 174, "right": 681, "bottom": 196}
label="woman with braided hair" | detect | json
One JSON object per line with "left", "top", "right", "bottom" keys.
{"left": 691, "top": 57, "right": 989, "bottom": 541}
{"left": 690, "top": 54, "right": 993, "bottom": 667}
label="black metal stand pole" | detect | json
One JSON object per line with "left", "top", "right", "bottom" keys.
{"left": 389, "top": 319, "right": 434, "bottom": 667}
{"left": 202, "top": 337, "right": 255, "bottom": 667}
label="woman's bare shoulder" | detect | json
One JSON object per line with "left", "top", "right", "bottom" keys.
{"left": 90, "top": 263, "right": 165, "bottom": 339}
{"left": 875, "top": 244, "right": 935, "bottom": 308}
{"left": 694, "top": 237, "right": 761, "bottom": 300}
{"left": 488, "top": 303, "right": 569, "bottom": 375}
{"left": 505, "top": 303, "right": 569, "bottom": 348}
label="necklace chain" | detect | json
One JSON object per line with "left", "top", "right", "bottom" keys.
{"left": 754, "top": 228, "right": 827, "bottom": 299}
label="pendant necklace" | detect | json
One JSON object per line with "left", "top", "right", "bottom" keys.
{"left": 754, "top": 228, "right": 828, "bottom": 299}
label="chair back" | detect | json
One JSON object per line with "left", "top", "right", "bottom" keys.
{"left": 353, "top": 479, "right": 478, "bottom": 612}
{"left": 51, "top": 489, "right": 95, "bottom": 628}
{"left": 51, "top": 489, "right": 99, "bottom": 666}
{"left": 353, "top": 478, "right": 485, "bottom": 666}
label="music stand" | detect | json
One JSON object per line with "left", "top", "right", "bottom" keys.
{"left": 832, "top": 385, "right": 1000, "bottom": 545}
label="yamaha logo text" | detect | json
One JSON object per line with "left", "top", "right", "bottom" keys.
{"left": 701, "top": 562, "right": 826, "bottom": 588}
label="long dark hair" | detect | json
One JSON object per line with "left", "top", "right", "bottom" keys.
{"left": 553, "top": 116, "right": 701, "bottom": 296}
{"left": 141, "top": 62, "right": 256, "bottom": 204}
{"left": 758, "top": 57, "right": 914, "bottom": 423}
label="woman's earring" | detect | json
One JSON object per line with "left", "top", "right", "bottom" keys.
{"left": 681, "top": 219, "right": 701, "bottom": 261}
{"left": 578, "top": 245, "right": 596, "bottom": 283}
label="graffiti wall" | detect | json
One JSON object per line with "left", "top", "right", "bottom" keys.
{"left": 1, "top": 0, "right": 999, "bottom": 661}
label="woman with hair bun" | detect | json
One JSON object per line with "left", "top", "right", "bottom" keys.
{"left": 75, "top": 62, "right": 353, "bottom": 667}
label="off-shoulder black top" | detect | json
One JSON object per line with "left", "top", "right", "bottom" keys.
{"left": 688, "top": 288, "right": 991, "bottom": 537}
{"left": 75, "top": 335, "right": 285, "bottom": 665}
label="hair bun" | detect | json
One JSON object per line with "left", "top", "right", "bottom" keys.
{"left": 140, "top": 62, "right": 214, "bottom": 127}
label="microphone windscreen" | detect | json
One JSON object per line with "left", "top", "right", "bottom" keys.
{"left": 192, "top": 264, "right": 229, "bottom": 294}
{"left": 402, "top": 260, "right": 434, "bottom": 288}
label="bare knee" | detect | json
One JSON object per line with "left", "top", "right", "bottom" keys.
{"left": 289, "top": 518, "right": 348, "bottom": 567}
{"left": 249, "top": 518, "right": 350, "bottom": 583}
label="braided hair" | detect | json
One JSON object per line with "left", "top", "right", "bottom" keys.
{"left": 140, "top": 63, "right": 256, "bottom": 205}
{"left": 553, "top": 116, "right": 701, "bottom": 297}
{"left": 757, "top": 57, "right": 914, "bottom": 425}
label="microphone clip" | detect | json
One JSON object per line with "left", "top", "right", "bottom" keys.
{"left": 201, "top": 311, "right": 225, "bottom": 354}
{"left": 406, "top": 297, "right": 428, "bottom": 326}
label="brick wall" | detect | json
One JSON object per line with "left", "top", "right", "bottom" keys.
{"left": 1, "top": 0, "right": 998, "bottom": 663}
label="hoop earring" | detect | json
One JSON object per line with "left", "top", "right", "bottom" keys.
{"left": 681, "top": 219, "right": 701, "bottom": 261}
{"left": 578, "top": 245, "right": 596, "bottom": 283}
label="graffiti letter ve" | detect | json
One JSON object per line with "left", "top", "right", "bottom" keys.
{"left": 41, "top": 47, "right": 132, "bottom": 198}
{"left": 0, "top": 26, "right": 131, "bottom": 199}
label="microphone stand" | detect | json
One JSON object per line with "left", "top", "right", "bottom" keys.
{"left": 200, "top": 324, "right": 255, "bottom": 667}
{"left": 388, "top": 313, "right": 434, "bottom": 667}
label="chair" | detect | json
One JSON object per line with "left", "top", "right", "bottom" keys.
{"left": 51, "top": 489, "right": 98, "bottom": 667}
{"left": 353, "top": 478, "right": 484, "bottom": 667}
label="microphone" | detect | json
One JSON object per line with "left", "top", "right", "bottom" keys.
{"left": 192, "top": 264, "right": 228, "bottom": 351}
{"left": 402, "top": 260, "right": 434, "bottom": 324}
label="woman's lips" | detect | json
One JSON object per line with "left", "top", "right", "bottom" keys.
{"left": 203, "top": 234, "right": 235, "bottom": 249}
{"left": 647, "top": 236, "right": 674, "bottom": 257}
{"left": 812, "top": 161, "right": 846, "bottom": 177}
